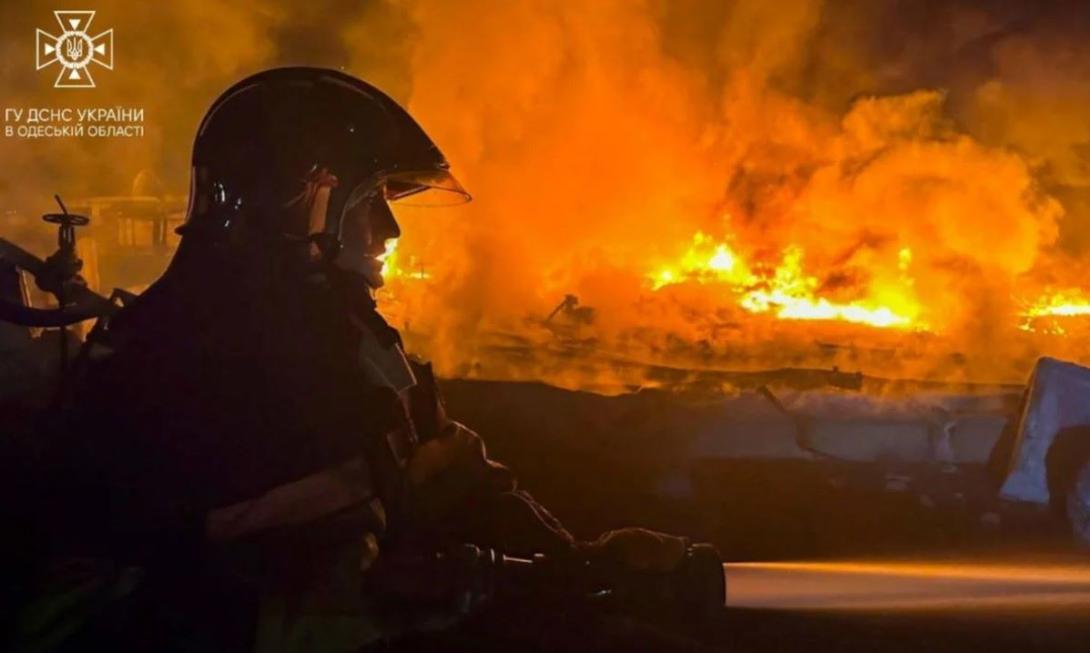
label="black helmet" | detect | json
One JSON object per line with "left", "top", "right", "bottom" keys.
{"left": 178, "top": 67, "right": 468, "bottom": 252}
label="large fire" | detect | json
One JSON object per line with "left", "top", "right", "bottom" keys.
{"left": 370, "top": 1, "right": 1090, "bottom": 388}
{"left": 6, "top": 1, "right": 1090, "bottom": 390}
{"left": 383, "top": 228, "right": 1088, "bottom": 339}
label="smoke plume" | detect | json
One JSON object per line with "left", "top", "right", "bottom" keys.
{"left": 3, "top": 1, "right": 1089, "bottom": 388}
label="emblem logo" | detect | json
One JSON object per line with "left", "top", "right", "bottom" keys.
{"left": 36, "top": 11, "right": 114, "bottom": 88}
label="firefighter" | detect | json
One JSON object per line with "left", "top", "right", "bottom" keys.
{"left": 34, "top": 67, "right": 695, "bottom": 652}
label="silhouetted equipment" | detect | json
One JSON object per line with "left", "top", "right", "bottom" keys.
{"left": 545, "top": 294, "right": 595, "bottom": 325}
{"left": 416, "top": 542, "right": 726, "bottom": 616}
{"left": 0, "top": 196, "right": 116, "bottom": 329}
{"left": 546, "top": 294, "right": 579, "bottom": 322}
{"left": 0, "top": 195, "right": 127, "bottom": 396}
{"left": 38, "top": 196, "right": 87, "bottom": 292}
{"left": 43, "top": 195, "right": 87, "bottom": 378}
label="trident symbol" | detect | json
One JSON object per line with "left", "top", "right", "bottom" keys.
{"left": 65, "top": 37, "right": 83, "bottom": 62}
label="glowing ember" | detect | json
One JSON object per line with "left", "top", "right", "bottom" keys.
{"left": 650, "top": 232, "right": 918, "bottom": 330}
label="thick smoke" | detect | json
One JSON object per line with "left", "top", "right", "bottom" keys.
{"left": 2, "top": 1, "right": 1089, "bottom": 387}
{"left": 394, "top": 0, "right": 1083, "bottom": 384}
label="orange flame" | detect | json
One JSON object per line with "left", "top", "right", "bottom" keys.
{"left": 1019, "top": 289, "right": 1090, "bottom": 335}
{"left": 1023, "top": 290, "right": 1090, "bottom": 319}
{"left": 380, "top": 238, "right": 430, "bottom": 281}
{"left": 650, "top": 232, "right": 921, "bottom": 330}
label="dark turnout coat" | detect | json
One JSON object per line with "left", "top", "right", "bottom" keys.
{"left": 31, "top": 258, "right": 574, "bottom": 651}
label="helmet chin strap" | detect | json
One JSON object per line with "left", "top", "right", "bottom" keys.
{"left": 273, "top": 167, "right": 350, "bottom": 282}
{"left": 303, "top": 168, "right": 340, "bottom": 261}
{"left": 331, "top": 177, "right": 391, "bottom": 289}
{"left": 285, "top": 170, "right": 393, "bottom": 324}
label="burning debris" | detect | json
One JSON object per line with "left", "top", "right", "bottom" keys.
{"left": 1020, "top": 289, "right": 1090, "bottom": 334}
{"left": 648, "top": 231, "right": 919, "bottom": 330}
{"left": 3, "top": 2, "right": 1090, "bottom": 389}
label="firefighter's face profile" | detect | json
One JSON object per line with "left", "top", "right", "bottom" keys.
{"left": 335, "top": 190, "right": 402, "bottom": 288}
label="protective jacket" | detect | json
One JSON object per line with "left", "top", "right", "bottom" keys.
{"left": 43, "top": 257, "right": 574, "bottom": 652}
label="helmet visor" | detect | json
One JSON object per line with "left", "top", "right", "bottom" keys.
{"left": 383, "top": 169, "right": 471, "bottom": 207}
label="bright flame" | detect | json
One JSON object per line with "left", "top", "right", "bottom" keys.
{"left": 1024, "top": 290, "right": 1090, "bottom": 318}
{"left": 380, "top": 238, "right": 431, "bottom": 281}
{"left": 651, "top": 232, "right": 918, "bottom": 330}
{"left": 1019, "top": 289, "right": 1090, "bottom": 334}
{"left": 366, "top": 3, "right": 1090, "bottom": 385}
{"left": 651, "top": 232, "right": 756, "bottom": 290}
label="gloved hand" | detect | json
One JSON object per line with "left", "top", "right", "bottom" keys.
{"left": 406, "top": 421, "right": 516, "bottom": 532}
{"left": 581, "top": 527, "right": 689, "bottom": 573}
{"left": 407, "top": 422, "right": 513, "bottom": 492}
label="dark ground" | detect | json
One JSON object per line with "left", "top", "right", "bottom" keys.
{"left": 440, "top": 378, "right": 1090, "bottom": 651}
{"left": 5, "top": 370, "right": 1089, "bottom": 651}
